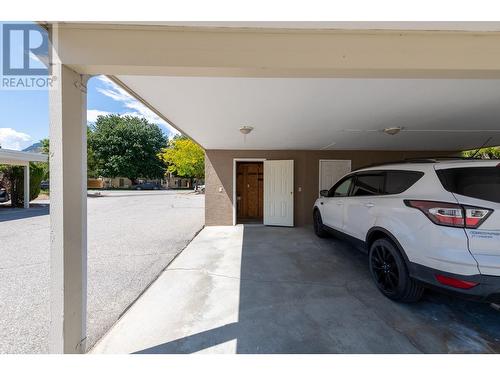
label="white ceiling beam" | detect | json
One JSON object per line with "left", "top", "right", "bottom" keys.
{"left": 50, "top": 23, "right": 500, "bottom": 78}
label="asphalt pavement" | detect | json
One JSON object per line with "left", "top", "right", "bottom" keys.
{"left": 0, "top": 190, "right": 204, "bottom": 353}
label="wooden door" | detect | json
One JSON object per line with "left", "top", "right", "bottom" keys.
{"left": 236, "top": 162, "right": 263, "bottom": 222}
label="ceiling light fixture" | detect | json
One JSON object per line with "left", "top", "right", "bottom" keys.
{"left": 239, "top": 126, "right": 254, "bottom": 144}
{"left": 239, "top": 126, "right": 254, "bottom": 135}
{"left": 384, "top": 127, "right": 403, "bottom": 135}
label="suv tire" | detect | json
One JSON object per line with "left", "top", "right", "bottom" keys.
{"left": 369, "top": 238, "right": 424, "bottom": 303}
{"left": 313, "top": 209, "right": 329, "bottom": 238}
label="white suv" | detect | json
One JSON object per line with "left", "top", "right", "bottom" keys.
{"left": 313, "top": 159, "right": 500, "bottom": 303}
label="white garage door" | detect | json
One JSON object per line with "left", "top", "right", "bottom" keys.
{"left": 319, "top": 160, "right": 351, "bottom": 195}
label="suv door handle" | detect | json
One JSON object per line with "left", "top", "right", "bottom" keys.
{"left": 336, "top": 202, "right": 344, "bottom": 206}
{"left": 365, "top": 203, "right": 375, "bottom": 208}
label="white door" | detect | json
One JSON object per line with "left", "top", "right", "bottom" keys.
{"left": 264, "top": 160, "right": 294, "bottom": 227}
{"left": 319, "top": 160, "right": 351, "bottom": 195}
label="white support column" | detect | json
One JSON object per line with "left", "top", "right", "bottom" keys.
{"left": 49, "top": 58, "right": 88, "bottom": 353}
{"left": 23, "top": 163, "right": 30, "bottom": 209}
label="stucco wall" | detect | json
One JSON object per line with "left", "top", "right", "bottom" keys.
{"left": 205, "top": 150, "right": 456, "bottom": 227}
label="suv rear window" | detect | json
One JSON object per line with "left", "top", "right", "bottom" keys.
{"left": 437, "top": 167, "right": 500, "bottom": 203}
{"left": 349, "top": 170, "right": 423, "bottom": 196}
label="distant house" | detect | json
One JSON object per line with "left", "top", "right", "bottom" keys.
{"left": 164, "top": 171, "right": 204, "bottom": 189}
{"left": 89, "top": 176, "right": 168, "bottom": 189}
{"left": 86, "top": 177, "right": 131, "bottom": 189}
{"left": 87, "top": 173, "right": 204, "bottom": 189}
{"left": 102, "top": 177, "right": 133, "bottom": 189}
{"left": 164, "top": 172, "right": 190, "bottom": 188}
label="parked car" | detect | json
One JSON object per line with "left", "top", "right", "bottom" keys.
{"left": 195, "top": 184, "right": 205, "bottom": 193}
{"left": 313, "top": 159, "right": 500, "bottom": 303}
{"left": 132, "top": 182, "right": 161, "bottom": 190}
{"left": 40, "top": 180, "right": 49, "bottom": 190}
{"left": 0, "top": 187, "right": 9, "bottom": 203}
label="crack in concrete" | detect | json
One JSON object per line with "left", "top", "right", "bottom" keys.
{"left": 165, "top": 267, "right": 362, "bottom": 289}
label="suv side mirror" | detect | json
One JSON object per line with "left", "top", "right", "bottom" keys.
{"left": 320, "top": 189, "right": 329, "bottom": 197}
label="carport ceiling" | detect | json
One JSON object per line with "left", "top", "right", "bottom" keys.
{"left": 117, "top": 76, "right": 500, "bottom": 150}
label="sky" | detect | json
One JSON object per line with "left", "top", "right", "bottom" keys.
{"left": 0, "top": 22, "right": 178, "bottom": 151}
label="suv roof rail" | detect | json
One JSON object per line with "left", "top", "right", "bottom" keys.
{"left": 353, "top": 156, "right": 476, "bottom": 171}
{"left": 352, "top": 160, "right": 428, "bottom": 171}
{"left": 404, "top": 156, "right": 472, "bottom": 162}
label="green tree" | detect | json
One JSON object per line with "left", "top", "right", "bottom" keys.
{"left": 40, "top": 138, "right": 50, "bottom": 180}
{"left": 85, "top": 128, "right": 100, "bottom": 178}
{"left": 40, "top": 138, "right": 49, "bottom": 154}
{"left": 159, "top": 135, "right": 205, "bottom": 181}
{"left": 40, "top": 131, "right": 99, "bottom": 179}
{"left": 88, "top": 114, "right": 167, "bottom": 181}
{"left": 462, "top": 146, "right": 500, "bottom": 159}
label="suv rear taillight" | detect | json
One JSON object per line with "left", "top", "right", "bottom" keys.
{"left": 404, "top": 200, "right": 493, "bottom": 229}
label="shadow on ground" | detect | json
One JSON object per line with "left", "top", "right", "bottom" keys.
{"left": 135, "top": 225, "right": 500, "bottom": 354}
{"left": 0, "top": 204, "right": 49, "bottom": 222}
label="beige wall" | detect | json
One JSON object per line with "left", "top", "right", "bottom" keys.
{"left": 205, "top": 149, "right": 456, "bottom": 227}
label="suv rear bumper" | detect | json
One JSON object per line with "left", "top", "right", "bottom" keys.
{"left": 409, "top": 262, "right": 500, "bottom": 303}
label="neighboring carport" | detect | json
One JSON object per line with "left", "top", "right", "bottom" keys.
{"left": 44, "top": 22, "right": 500, "bottom": 353}
{"left": 0, "top": 148, "right": 48, "bottom": 208}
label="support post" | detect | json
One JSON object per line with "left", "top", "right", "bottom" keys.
{"left": 49, "top": 58, "right": 88, "bottom": 353}
{"left": 23, "top": 163, "right": 30, "bottom": 209}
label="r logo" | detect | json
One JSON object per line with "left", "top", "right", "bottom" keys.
{"left": 2, "top": 24, "right": 48, "bottom": 76}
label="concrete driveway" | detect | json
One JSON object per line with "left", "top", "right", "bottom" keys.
{"left": 0, "top": 190, "right": 204, "bottom": 353}
{"left": 93, "top": 225, "right": 500, "bottom": 354}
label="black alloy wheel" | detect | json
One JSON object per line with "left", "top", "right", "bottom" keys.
{"left": 369, "top": 238, "right": 424, "bottom": 303}
{"left": 313, "top": 209, "right": 328, "bottom": 238}
{"left": 370, "top": 243, "right": 400, "bottom": 296}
